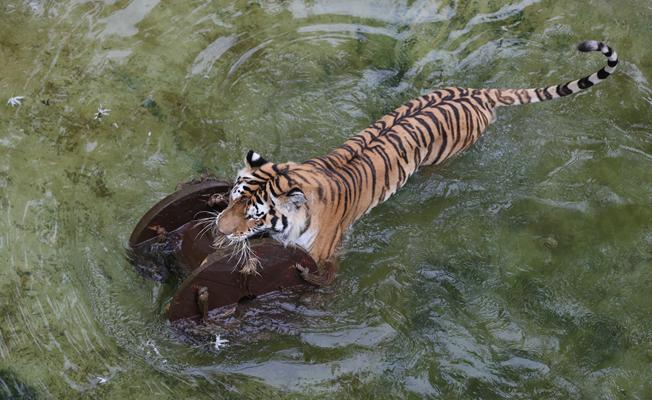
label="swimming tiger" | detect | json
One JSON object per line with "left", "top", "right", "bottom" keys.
{"left": 215, "top": 40, "right": 618, "bottom": 285}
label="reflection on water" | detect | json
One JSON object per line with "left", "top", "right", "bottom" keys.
{"left": 1, "top": 0, "right": 651, "bottom": 398}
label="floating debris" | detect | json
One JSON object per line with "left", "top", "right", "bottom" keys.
{"left": 543, "top": 236, "right": 558, "bottom": 249}
{"left": 7, "top": 96, "right": 25, "bottom": 107}
{"left": 94, "top": 104, "right": 111, "bottom": 120}
{"left": 142, "top": 97, "right": 164, "bottom": 120}
{"left": 214, "top": 335, "right": 229, "bottom": 350}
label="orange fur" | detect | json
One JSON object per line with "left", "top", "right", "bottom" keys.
{"left": 216, "top": 41, "right": 617, "bottom": 285}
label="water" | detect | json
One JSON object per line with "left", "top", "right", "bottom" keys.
{"left": 1, "top": 0, "right": 651, "bottom": 398}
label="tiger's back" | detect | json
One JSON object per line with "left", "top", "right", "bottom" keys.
{"left": 301, "top": 40, "right": 618, "bottom": 242}
{"left": 318, "top": 88, "right": 495, "bottom": 207}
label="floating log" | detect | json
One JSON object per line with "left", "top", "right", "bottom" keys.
{"left": 127, "top": 176, "right": 319, "bottom": 323}
{"left": 168, "top": 232, "right": 318, "bottom": 322}
{"left": 128, "top": 178, "right": 231, "bottom": 281}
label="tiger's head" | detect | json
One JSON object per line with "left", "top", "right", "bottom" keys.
{"left": 215, "top": 150, "right": 311, "bottom": 245}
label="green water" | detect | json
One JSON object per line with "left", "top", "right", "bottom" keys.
{"left": 1, "top": 0, "right": 651, "bottom": 398}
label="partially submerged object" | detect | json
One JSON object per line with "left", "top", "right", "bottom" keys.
{"left": 128, "top": 177, "right": 318, "bottom": 323}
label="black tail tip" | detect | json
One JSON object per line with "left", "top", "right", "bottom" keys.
{"left": 577, "top": 40, "right": 601, "bottom": 52}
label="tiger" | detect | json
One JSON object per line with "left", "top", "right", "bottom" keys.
{"left": 215, "top": 40, "right": 618, "bottom": 285}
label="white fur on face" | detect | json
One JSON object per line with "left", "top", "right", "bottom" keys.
{"left": 231, "top": 185, "right": 244, "bottom": 200}
{"left": 247, "top": 201, "right": 269, "bottom": 219}
{"left": 231, "top": 169, "right": 255, "bottom": 200}
{"left": 228, "top": 167, "right": 313, "bottom": 250}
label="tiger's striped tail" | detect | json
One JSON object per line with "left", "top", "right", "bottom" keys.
{"left": 491, "top": 40, "right": 618, "bottom": 106}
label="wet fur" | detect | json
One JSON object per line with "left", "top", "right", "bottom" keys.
{"left": 214, "top": 41, "right": 618, "bottom": 284}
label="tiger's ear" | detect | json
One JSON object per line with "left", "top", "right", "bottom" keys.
{"left": 245, "top": 150, "right": 269, "bottom": 169}
{"left": 279, "top": 188, "right": 306, "bottom": 211}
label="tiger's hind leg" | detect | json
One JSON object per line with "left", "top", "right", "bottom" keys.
{"left": 294, "top": 258, "right": 337, "bottom": 286}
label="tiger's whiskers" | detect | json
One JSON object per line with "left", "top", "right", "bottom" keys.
{"left": 202, "top": 212, "right": 261, "bottom": 275}
{"left": 194, "top": 215, "right": 219, "bottom": 241}
{"left": 228, "top": 237, "right": 261, "bottom": 275}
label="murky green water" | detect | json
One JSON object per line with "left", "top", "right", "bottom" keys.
{"left": 1, "top": 0, "right": 651, "bottom": 398}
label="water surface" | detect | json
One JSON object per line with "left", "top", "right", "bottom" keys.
{"left": 1, "top": 0, "right": 651, "bottom": 398}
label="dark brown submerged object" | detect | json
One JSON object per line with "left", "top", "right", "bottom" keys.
{"left": 128, "top": 176, "right": 318, "bottom": 323}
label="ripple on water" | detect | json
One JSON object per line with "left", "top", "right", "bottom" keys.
{"left": 288, "top": 0, "right": 455, "bottom": 25}
{"left": 189, "top": 35, "right": 239, "bottom": 78}
{"left": 301, "top": 323, "right": 396, "bottom": 349}
{"left": 297, "top": 23, "right": 408, "bottom": 41}
{"left": 1, "top": 0, "right": 651, "bottom": 398}
{"left": 97, "top": 0, "right": 161, "bottom": 38}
